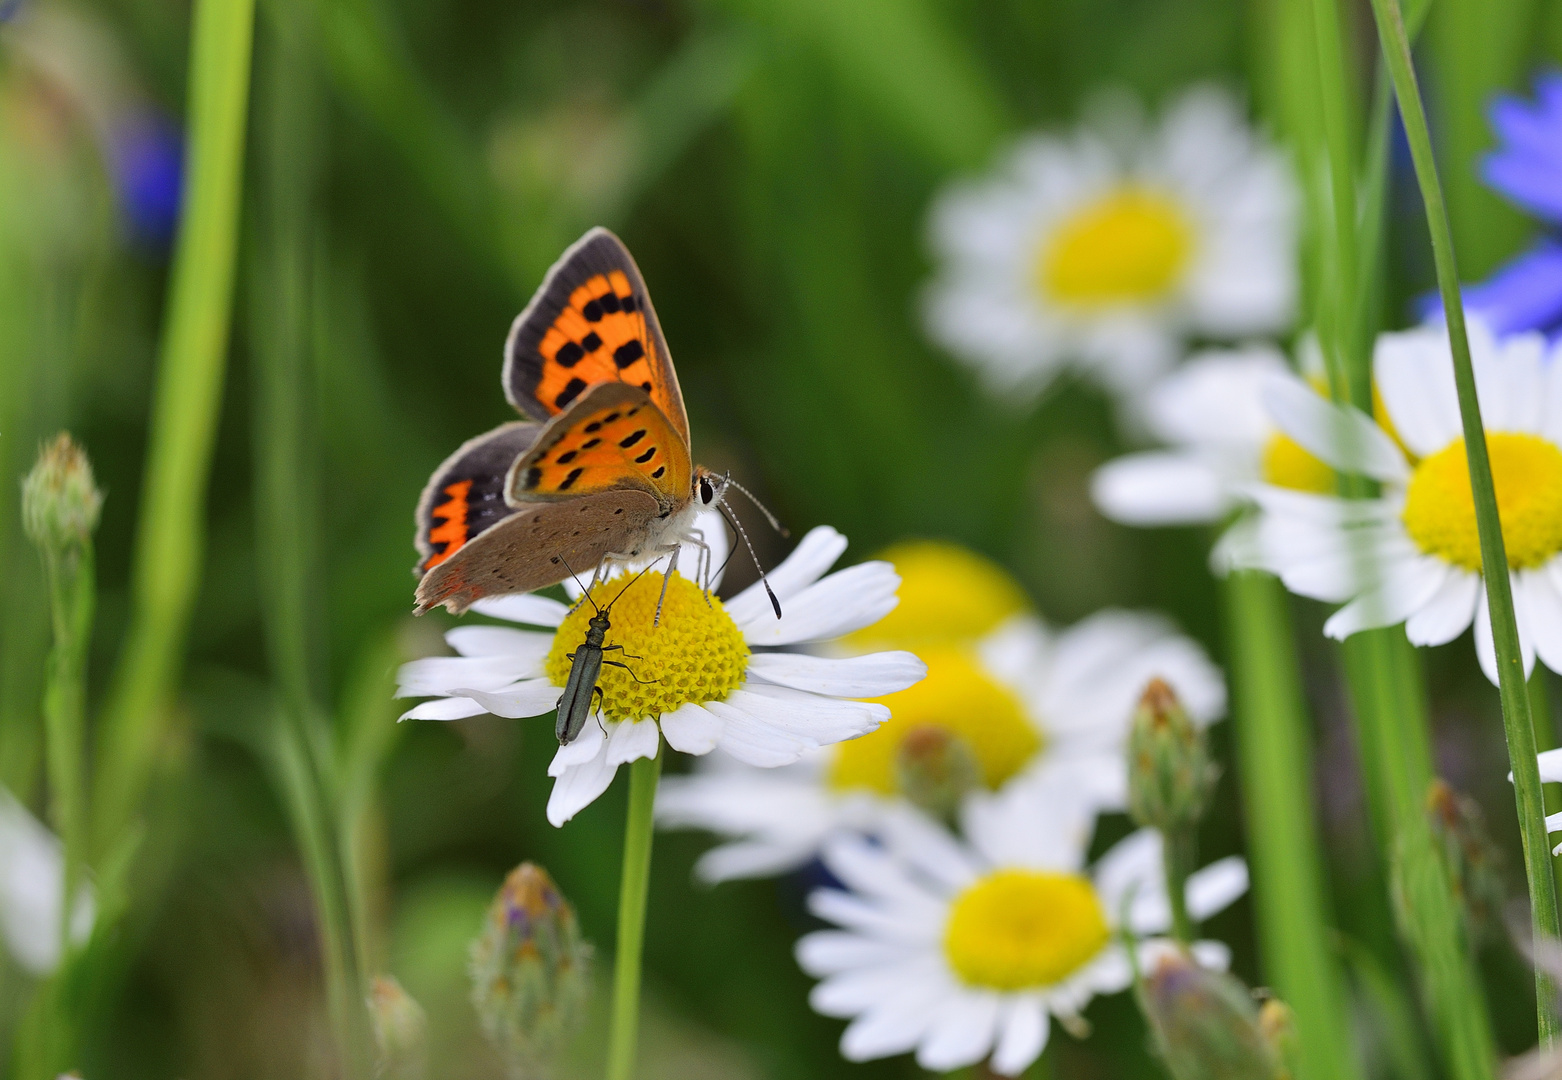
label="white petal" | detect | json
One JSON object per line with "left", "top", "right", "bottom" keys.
{"left": 444, "top": 625, "right": 554, "bottom": 661}
{"left": 1186, "top": 857, "right": 1249, "bottom": 920}
{"left": 1374, "top": 325, "right": 1464, "bottom": 457}
{"left": 990, "top": 997, "right": 1049, "bottom": 1076}
{"left": 739, "top": 562, "right": 901, "bottom": 645}
{"left": 1090, "top": 453, "right": 1230, "bottom": 526}
{"left": 549, "top": 723, "right": 607, "bottom": 776}
{"left": 708, "top": 685, "right": 886, "bottom": 767}
{"left": 396, "top": 655, "right": 540, "bottom": 697}
{"left": 1143, "top": 345, "right": 1285, "bottom": 450}
{"left": 962, "top": 771, "right": 1098, "bottom": 873}
{"left": 915, "top": 990, "right": 1002, "bottom": 1072}
{"left": 605, "top": 718, "right": 660, "bottom": 766}
{"left": 1404, "top": 570, "right": 1481, "bottom": 646}
{"left": 745, "top": 651, "right": 927, "bottom": 697}
{"left": 1191, "top": 940, "right": 1233, "bottom": 971}
{"left": 694, "top": 838, "right": 816, "bottom": 883}
{"left": 658, "top": 702, "right": 725, "bottom": 755}
{"left": 811, "top": 962, "right": 920, "bottom": 1017}
{"left": 468, "top": 593, "right": 569, "bottom": 626}
{"left": 1091, "top": 829, "right": 1166, "bottom": 931}
{"left": 724, "top": 526, "right": 847, "bottom": 628}
{"left": 450, "top": 678, "right": 560, "bottom": 719}
{"left": 1261, "top": 373, "right": 1409, "bottom": 482}
{"left": 1322, "top": 556, "right": 1451, "bottom": 640}
{"left": 546, "top": 743, "right": 619, "bottom": 826}
{"left": 399, "top": 696, "right": 488, "bottom": 722}
{"left": 839, "top": 976, "right": 951, "bottom": 1061}
{"left": 808, "top": 889, "right": 939, "bottom": 944}
{"left": 1539, "top": 747, "right": 1562, "bottom": 784}
{"left": 0, "top": 789, "right": 93, "bottom": 974}
{"left": 1474, "top": 576, "right": 1537, "bottom": 686}
{"left": 796, "top": 931, "right": 910, "bottom": 977}
{"left": 1523, "top": 565, "right": 1562, "bottom": 675}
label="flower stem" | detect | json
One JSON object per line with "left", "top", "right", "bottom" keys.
{"left": 40, "top": 541, "right": 92, "bottom": 963}
{"left": 1365, "top": 0, "right": 1562, "bottom": 1046}
{"left": 606, "top": 748, "right": 662, "bottom": 1080}
{"left": 92, "top": 0, "right": 257, "bottom": 856}
{"left": 1162, "top": 827, "right": 1195, "bottom": 945}
{"left": 1224, "top": 569, "right": 1363, "bottom": 1080}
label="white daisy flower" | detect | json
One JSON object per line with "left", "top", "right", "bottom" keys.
{"left": 0, "top": 786, "right": 94, "bottom": 974}
{"left": 1535, "top": 749, "right": 1562, "bottom": 853}
{"left": 658, "top": 600, "right": 1225, "bottom": 883}
{"left": 795, "top": 782, "right": 1249, "bottom": 1075}
{"left": 396, "top": 520, "right": 926, "bottom": 825}
{"left": 1249, "top": 318, "right": 1562, "bottom": 684}
{"left": 924, "top": 84, "right": 1296, "bottom": 405}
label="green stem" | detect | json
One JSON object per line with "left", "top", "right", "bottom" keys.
{"left": 1366, "top": 0, "right": 1562, "bottom": 1045}
{"left": 1224, "top": 569, "right": 1363, "bottom": 1080}
{"left": 606, "top": 749, "right": 662, "bottom": 1080}
{"left": 1162, "top": 827, "right": 1195, "bottom": 945}
{"left": 41, "top": 544, "right": 92, "bottom": 961}
{"left": 92, "top": 0, "right": 258, "bottom": 856}
{"left": 1342, "top": 631, "right": 1495, "bottom": 1078}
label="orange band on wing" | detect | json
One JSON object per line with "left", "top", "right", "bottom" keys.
{"left": 424, "top": 479, "right": 473, "bottom": 569}
{"left": 533, "top": 271, "right": 661, "bottom": 413}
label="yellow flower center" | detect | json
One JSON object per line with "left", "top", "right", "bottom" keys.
{"left": 1036, "top": 188, "right": 1194, "bottom": 307}
{"left": 944, "top": 870, "right": 1110, "bottom": 990}
{"left": 545, "top": 573, "right": 749, "bottom": 723}
{"left": 1261, "top": 432, "right": 1336, "bottom": 494}
{"left": 828, "top": 648, "right": 1040, "bottom": 795}
{"left": 1403, "top": 434, "right": 1562, "bottom": 572}
{"left": 847, "top": 541, "right": 1030, "bottom": 649}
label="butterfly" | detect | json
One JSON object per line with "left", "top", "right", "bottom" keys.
{"left": 413, "top": 228, "right": 728, "bottom": 615}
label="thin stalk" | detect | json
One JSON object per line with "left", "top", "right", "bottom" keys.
{"left": 1530, "top": 673, "right": 1562, "bottom": 906}
{"left": 1224, "top": 569, "right": 1363, "bottom": 1080}
{"left": 40, "top": 543, "right": 92, "bottom": 961}
{"left": 606, "top": 749, "right": 662, "bottom": 1080}
{"left": 1162, "top": 828, "right": 1195, "bottom": 945}
{"left": 92, "top": 0, "right": 258, "bottom": 854}
{"left": 1366, "top": 0, "right": 1562, "bottom": 1045}
{"left": 250, "top": 0, "right": 371, "bottom": 1066}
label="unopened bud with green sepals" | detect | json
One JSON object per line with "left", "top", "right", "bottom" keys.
{"left": 1137, "top": 949, "right": 1289, "bottom": 1080}
{"left": 470, "top": 862, "right": 592, "bottom": 1080}
{"left": 894, "top": 724, "right": 981, "bottom": 822}
{"left": 22, "top": 433, "right": 102, "bottom": 564}
{"left": 1129, "top": 678, "right": 1219, "bottom": 833}
{"left": 368, "top": 974, "right": 427, "bottom": 1080}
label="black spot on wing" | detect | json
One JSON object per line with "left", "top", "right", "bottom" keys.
{"left": 554, "top": 378, "right": 587, "bottom": 409}
{"left": 559, "top": 467, "right": 585, "bottom": 491}
{"left": 619, "top": 430, "right": 646, "bottom": 449}
{"left": 556, "top": 449, "right": 578, "bottom": 464}
{"left": 598, "top": 292, "right": 621, "bottom": 314}
{"left": 635, "top": 446, "right": 656, "bottom": 463}
{"left": 614, "top": 340, "right": 645, "bottom": 369}
{"left": 582, "top": 299, "right": 603, "bottom": 322}
{"left": 651, "top": 466, "right": 666, "bottom": 479}
{"left": 555, "top": 341, "right": 584, "bottom": 368}
{"left": 581, "top": 331, "right": 602, "bottom": 353}
{"left": 582, "top": 437, "right": 601, "bottom": 448}
{"left": 525, "top": 466, "right": 543, "bottom": 489}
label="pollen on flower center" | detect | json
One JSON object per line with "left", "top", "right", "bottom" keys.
{"left": 544, "top": 572, "right": 749, "bottom": 723}
{"left": 1261, "top": 432, "right": 1336, "bottom": 494}
{"left": 1402, "top": 434, "right": 1562, "bottom": 572}
{"left": 944, "top": 869, "right": 1110, "bottom": 990}
{"left": 828, "top": 648, "right": 1040, "bottom": 795}
{"left": 1037, "top": 188, "right": 1194, "bottom": 306}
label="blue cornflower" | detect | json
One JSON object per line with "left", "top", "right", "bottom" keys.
{"left": 109, "top": 109, "right": 185, "bottom": 251}
{"left": 0, "top": 0, "right": 21, "bottom": 23}
{"left": 1421, "top": 72, "right": 1562, "bottom": 338}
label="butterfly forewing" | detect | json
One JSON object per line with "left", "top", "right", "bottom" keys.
{"left": 503, "top": 227, "right": 689, "bottom": 444}
{"left": 505, "top": 382, "right": 691, "bottom": 506}
{"left": 414, "top": 420, "right": 542, "bottom": 575}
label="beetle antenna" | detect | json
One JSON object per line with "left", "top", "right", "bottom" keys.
{"left": 717, "top": 501, "right": 781, "bottom": 620}
{"left": 724, "top": 475, "right": 789, "bottom": 538}
{"left": 554, "top": 555, "right": 601, "bottom": 614}
{"left": 605, "top": 556, "right": 663, "bottom": 610}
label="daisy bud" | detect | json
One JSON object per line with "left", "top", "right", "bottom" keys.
{"left": 894, "top": 724, "right": 981, "bottom": 821}
{"left": 470, "top": 862, "right": 592, "bottom": 1079}
{"left": 22, "top": 434, "right": 103, "bottom": 562}
{"left": 1128, "top": 678, "right": 1218, "bottom": 833}
{"left": 1138, "top": 949, "right": 1286, "bottom": 1080}
{"left": 369, "top": 975, "right": 427, "bottom": 1080}
{"left": 1427, "top": 779, "right": 1507, "bottom": 945}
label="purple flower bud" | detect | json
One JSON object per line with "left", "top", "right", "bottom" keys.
{"left": 109, "top": 109, "right": 184, "bottom": 250}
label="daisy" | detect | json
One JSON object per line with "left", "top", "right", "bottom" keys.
{"left": 396, "top": 520, "right": 926, "bottom": 825}
{"left": 795, "top": 782, "right": 1248, "bottom": 1075}
{"left": 1249, "top": 318, "right": 1562, "bottom": 684}
{"left": 923, "top": 84, "right": 1296, "bottom": 405}
{"left": 658, "top": 542, "right": 1225, "bottom": 882}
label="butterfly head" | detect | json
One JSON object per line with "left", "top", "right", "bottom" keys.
{"left": 695, "top": 467, "right": 728, "bottom": 508}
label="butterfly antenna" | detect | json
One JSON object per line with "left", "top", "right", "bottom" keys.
{"left": 724, "top": 475, "right": 789, "bottom": 538}
{"left": 606, "top": 557, "right": 662, "bottom": 610}
{"left": 553, "top": 554, "right": 601, "bottom": 614}
{"left": 717, "top": 501, "right": 782, "bottom": 620}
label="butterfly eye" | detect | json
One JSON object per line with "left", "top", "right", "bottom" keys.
{"left": 699, "top": 477, "right": 715, "bottom": 504}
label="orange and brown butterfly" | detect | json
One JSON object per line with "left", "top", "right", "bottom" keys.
{"left": 413, "top": 228, "right": 725, "bottom": 615}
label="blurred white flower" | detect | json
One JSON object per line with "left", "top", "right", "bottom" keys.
{"left": 924, "top": 84, "right": 1296, "bottom": 408}
{"left": 795, "top": 781, "right": 1247, "bottom": 1075}
{"left": 1250, "top": 318, "right": 1562, "bottom": 684}
{"left": 397, "top": 519, "right": 925, "bottom": 825}
{"left": 0, "top": 786, "right": 93, "bottom": 974}
{"left": 658, "top": 608, "right": 1225, "bottom": 882}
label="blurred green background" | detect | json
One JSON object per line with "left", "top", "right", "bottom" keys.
{"left": 3, "top": 0, "right": 1562, "bottom": 1074}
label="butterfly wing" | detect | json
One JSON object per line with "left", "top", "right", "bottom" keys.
{"left": 504, "top": 382, "right": 691, "bottom": 506}
{"left": 502, "top": 227, "right": 689, "bottom": 445}
{"left": 414, "top": 420, "right": 542, "bottom": 577}
{"left": 414, "top": 491, "right": 665, "bottom": 615}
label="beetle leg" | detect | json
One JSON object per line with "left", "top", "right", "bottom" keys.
{"left": 603, "top": 659, "right": 658, "bottom": 684}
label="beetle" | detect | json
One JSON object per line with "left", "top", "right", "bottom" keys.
{"left": 553, "top": 559, "right": 659, "bottom": 745}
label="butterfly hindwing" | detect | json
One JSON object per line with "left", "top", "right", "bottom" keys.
{"left": 414, "top": 489, "right": 665, "bottom": 614}
{"left": 502, "top": 227, "right": 689, "bottom": 443}
{"left": 504, "top": 382, "right": 691, "bottom": 506}
{"left": 414, "top": 420, "right": 542, "bottom": 576}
